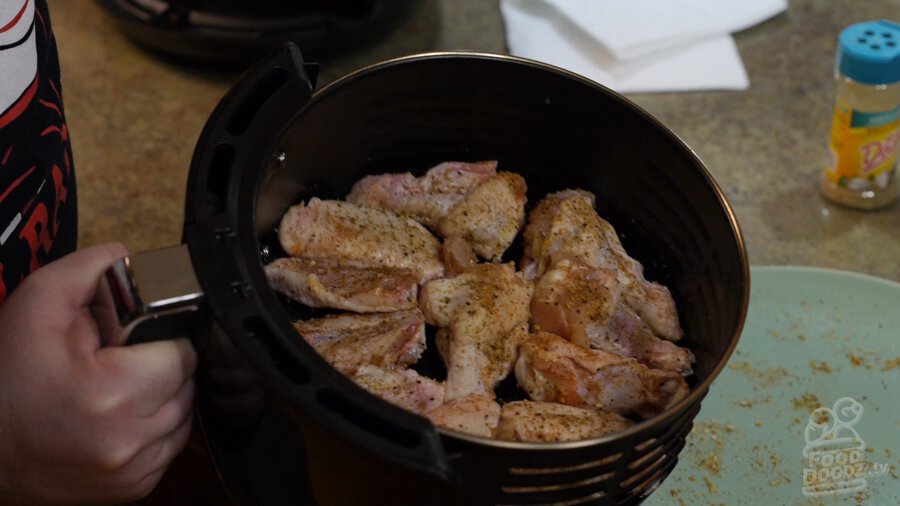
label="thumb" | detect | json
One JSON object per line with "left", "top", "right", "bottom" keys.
{"left": 32, "top": 242, "right": 130, "bottom": 311}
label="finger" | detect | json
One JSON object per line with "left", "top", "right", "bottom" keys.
{"left": 28, "top": 242, "right": 129, "bottom": 311}
{"left": 33, "top": 404, "right": 190, "bottom": 506}
{"left": 97, "top": 338, "right": 197, "bottom": 416}
{"left": 144, "top": 378, "right": 195, "bottom": 437}
{"left": 0, "top": 243, "right": 129, "bottom": 350}
{"left": 107, "top": 411, "right": 195, "bottom": 503}
{"left": 131, "top": 410, "right": 195, "bottom": 490}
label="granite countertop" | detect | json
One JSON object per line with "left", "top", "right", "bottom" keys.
{"left": 49, "top": 0, "right": 900, "bottom": 281}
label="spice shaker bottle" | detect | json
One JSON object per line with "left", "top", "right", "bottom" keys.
{"left": 820, "top": 19, "right": 900, "bottom": 210}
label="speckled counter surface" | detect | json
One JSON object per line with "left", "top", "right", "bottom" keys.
{"left": 49, "top": 0, "right": 900, "bottom": 281}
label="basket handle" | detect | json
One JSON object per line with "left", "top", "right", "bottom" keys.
{"left": 91, "top": 245, "right": 204, "bottom": 346}
{"left": 181, "top": 42, "right": 457, "bottom": 485}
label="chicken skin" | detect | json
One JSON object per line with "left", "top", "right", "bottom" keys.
{"left": 419, "top": 263, "right": 533, "bottom": 400}
{"left": 278, "top": 198, "right": 444, "bottom": 283}
{"left": 441, "top": 235, "right": 478, "bottom": 275}
{"left": 272, "top": 165, "right": 697, "bottom": 443}
{"left": 292, "top": 310, "right": 426, "bottom": 375}
{"left": 425, "top": 394, "right": 501, "bottom": 438}
{"left": 515, "top": 332, "right": 689, "bottom": 418}
{"left": 437, "top": 172, "right": 527, "bottom": 261}
{"left": 347, "top": 161, "right": 526, "bottom": 261}
{"left": 264, "top": 257, "right": 418, "bottom": 313}
{"left": 531, "top": 259, "right": 694, "bottom": 375}
{"left": 521, "top": 190, "right": 683, "bottom": 342}
{"left": 495, "top": 401, "right": 633, "bottom": 442}
{"left": 352, "top": 365, "right": 445, "bottom": 415}
{"left": 347, "top": 160, "right": 497, "bottom": 228}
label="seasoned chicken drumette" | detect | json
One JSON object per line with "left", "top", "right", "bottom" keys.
{"left": 515, "top": 332, "right": 689, "bottom": 418}
{"left": 265, "top": 257, "right": 418, "bottom": 313}
{"left": 292, "top": 310, "right": 426, "bottom": 375}
{"left": 347, "top": 160, "right": 527, "bottom": 261}
{"left": 521, "top": 190, "right": 682, "bottom": 342}
{"left": 419, "top": 263, "right": 534, "bottom": 401}
{"left": 531, "top": 259, "right": 694, "bottom": 375}
{"left": 278, "top": 198, "right": 444, "bottom": 284}
{"left": 495, "top": 401, "right": 633, "bottom": 443}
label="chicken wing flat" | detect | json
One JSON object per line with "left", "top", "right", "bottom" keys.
{"left": 495, "top": 401, "right": 633, "bottom": 442}
{"left": 278, "top": 198, "right": 444, "bottom": 283}
{"left": 521, "top": 190, "right": 683, "bottom": 342}
{"left": 531, "top": 259, "right": 694, "bottom": 375}
{"left": 437, "top": 172, "right": 527, "bottom": 261}
{"left": 596, "top": 307, "right": 693, "bottom": 375}
{"left": 515, "top": 332, "right": 689, "bottom": 418}
{"left": 264, "top": 257, "right": 418, "bottom": 313}
{"left": 346, "top": 160, "right": 497, "bottom": 228}
{"left": 420, "top": 263, "right": 533, "bottom": 400}
{"left": 347, "top": 160, "right": 526, "bottom": 262}
{"left": 352, "top": 365, "right": 445, "bottom": 416}
{"left": 426, "top": 394, "right": 501, "bottom": 438}
{"left": 292, "top": 310, "right": 426, "bottom": 375}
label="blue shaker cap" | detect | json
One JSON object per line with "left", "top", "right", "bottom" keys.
{"left": 837, "top": 19, "right": 900, "bottom": 85}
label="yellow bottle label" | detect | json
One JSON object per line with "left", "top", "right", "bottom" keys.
{"left": 824, "top": 99, "right": 900, "bottom": 190}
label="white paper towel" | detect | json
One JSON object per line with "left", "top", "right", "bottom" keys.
{"left": 500, "top": 0, "right": 788, "bottom": 93}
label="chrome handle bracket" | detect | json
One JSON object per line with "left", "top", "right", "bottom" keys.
{"left": 92, "top": 244, "right": 205, "bottom": 346}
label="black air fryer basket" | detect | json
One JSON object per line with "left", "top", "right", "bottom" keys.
{"left": 103, "top": 43, "right": 749, "bottom": 505}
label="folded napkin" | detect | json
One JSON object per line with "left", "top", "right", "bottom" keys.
{"left": 500, "top": 0, "right": 787, "bottom": 93}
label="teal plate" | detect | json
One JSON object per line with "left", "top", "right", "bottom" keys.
{"left": 644, "top": 266, "right": 899, "bottom": 506}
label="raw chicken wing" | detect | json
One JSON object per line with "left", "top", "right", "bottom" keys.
{"left": 278, "top": 198, "right": 444, "bottom": 283}
{"left": 437, "top": 172, "right": 527, "bottom": 261}
{"left": 353, "top": 365, "right": 445, "bottom": 415}
{"left": 265, "top": 257, "right": 418, "bottom": 313}
{"left": 426, "top": 394, "right": 501, "bottom": 438}
{"left": 495, "top": 401, "right": 633, "bottom": 442}
{"left": 293, "top": 310, "right": 426, "bottom": 375}
{"left": 420, "top": 263, "right": 533, "bottom": 400}
{"left": 531, "top": 259, "right": 694, "bottom": 375}
{"left": 521, "top": 190, "right": 683, "bottom": 341}
{"left": 347, "top": 161, "right": 526, "bottom": 261}
{"left": 347, "top": 160, "right": 497, "bottom": 228}
{"left": 515, "top": 331, "right": 689, "bottom": 418}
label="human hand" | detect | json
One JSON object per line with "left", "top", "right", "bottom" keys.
{"left": 0, "top": 243, "right": 197, "bottom": 504}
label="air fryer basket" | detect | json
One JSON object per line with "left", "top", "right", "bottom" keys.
{"left": 182, "top": 44, "right": 749, "bottom": 505}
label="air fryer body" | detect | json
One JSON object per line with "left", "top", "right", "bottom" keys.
{"left": 95, "top": 0, "right": 424, "bottom": 63}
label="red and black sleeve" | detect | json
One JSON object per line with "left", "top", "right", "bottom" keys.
{"left": 0, "top": 0, "right": 77, "bottom": 302}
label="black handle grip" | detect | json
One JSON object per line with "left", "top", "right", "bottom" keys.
{"left": 185, "top": 42, "right": 317, "bottom": 226}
